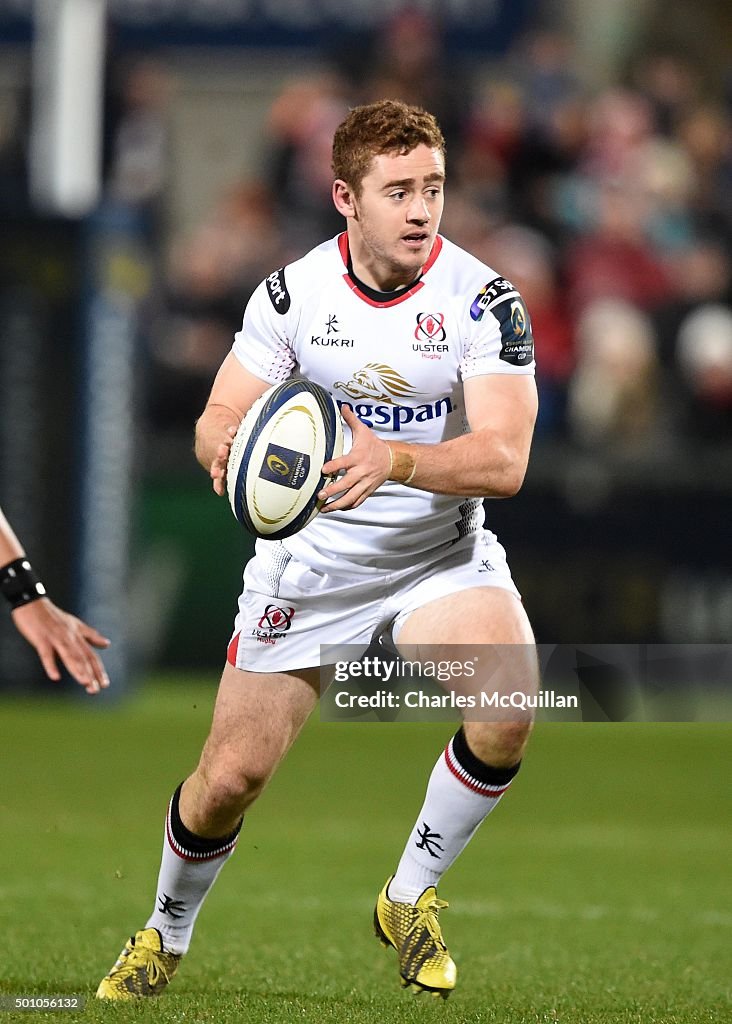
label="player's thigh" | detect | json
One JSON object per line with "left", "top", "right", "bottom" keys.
{"left": 395, "top": 585, "right": 535, "bottom": 647}
{"left": 395, "top": 586, "right": 537, "bottom": 700}
{"left": 197, "top": 659, "right": 324, "bottom": 786}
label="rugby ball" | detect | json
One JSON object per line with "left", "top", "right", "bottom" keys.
{"left": 227, "top": 379, "right": 344, "bottom": 539}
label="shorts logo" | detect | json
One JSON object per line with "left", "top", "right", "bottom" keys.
{"left": 253, "top": 603, "right": 296, "bottom": 645}
{"left": 266, "top": 268, "right": 291, "bottom": 314}
{"left": 258, "top": 604, "right": 295, "bottom": 631}
{"left": 414, "top": 312, "right": 446, "bottom": 342}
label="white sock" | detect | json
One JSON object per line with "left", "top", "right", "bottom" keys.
{"left": 388, "top": 729, "right": 520, "bottom": 904}
{"left": 144, "top": 784, "right": 241, "bottom": 954}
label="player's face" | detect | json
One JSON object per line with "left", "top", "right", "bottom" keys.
{"left": 343, "top": 144, "right": 445, "bottom": 290}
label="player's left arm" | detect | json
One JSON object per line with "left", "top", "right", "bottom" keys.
{"left": 397, "top": 373, "right": 538, "bottom": 496}
{"left": 320, "top": 374, "right": 537, "bottom": 509}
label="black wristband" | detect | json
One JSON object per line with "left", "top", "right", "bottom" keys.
{"left": 0, "top": 558, "right": 47, "bottom": 610}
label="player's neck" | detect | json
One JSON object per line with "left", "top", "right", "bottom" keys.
{"left": 346, "top": 234, "right": 422, "bottom": 293}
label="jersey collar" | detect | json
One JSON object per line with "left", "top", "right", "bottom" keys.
{"left": 337, "top": 232, "right": 443, "bottom": 308}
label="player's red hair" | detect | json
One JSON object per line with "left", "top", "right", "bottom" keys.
{"left": 332, "top": 100, "right": 445, "bottom": 195}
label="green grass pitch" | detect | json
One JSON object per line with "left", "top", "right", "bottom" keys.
{"left": 0, "top": 678, "right": 730, "bottom": 1023}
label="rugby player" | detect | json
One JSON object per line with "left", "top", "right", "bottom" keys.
{"left": 98, "top": 100, "right": 538, "bottom": 1000}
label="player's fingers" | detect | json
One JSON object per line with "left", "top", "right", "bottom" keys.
{"left": 80, "top": 624, "right": 111, "bottom": 648}
{"left": 320, "top": 475, "right": 371, "bottom": 511}
{"left": 339, "top": 405, "right": 362, "bottom": 430}
{"left": 210, "top": 460, "right": 228, "bottom": 495}
{"left": 86, "top": 649, "right": 110, "bottom": 690}
{"left": 54, "top": 637, "right": 96, "bottom": 686}
{"left": 321, "top": 455, "right": 349, "bottom": 476}
{"left": 318, "top": 467, "right": 355, "bottom": 500}
{"left": 37, "top": 645, "right": 62, "bottom": 682}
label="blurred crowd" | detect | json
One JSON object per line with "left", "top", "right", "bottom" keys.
{"left": 152, "top": 19, "right": 732, "bottom": 455}
{"left": 4, "top": 14, "right": 732, "bottom": 456}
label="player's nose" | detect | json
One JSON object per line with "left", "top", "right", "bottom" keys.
{"left": 406, "top": 196, "right": 430, "bottom": 223}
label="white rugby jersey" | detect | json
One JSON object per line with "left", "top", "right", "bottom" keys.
{"left": 232, "top": 233, "right": 535, "bottom": 575}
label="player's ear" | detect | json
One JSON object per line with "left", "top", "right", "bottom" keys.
{"left": 333, "top": 179, "right": 357, "bottom": 218}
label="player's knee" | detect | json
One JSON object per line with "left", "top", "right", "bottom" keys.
{"left": 465, "top": 719, "right": 533, "bottom": 768}
{"left": 198, "top": 758, "right": 271, "bottom": 815}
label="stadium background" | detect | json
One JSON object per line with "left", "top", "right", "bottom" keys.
{"left": 0, "top": 4, "right": 730, "bottom": 1021}
{"left": 2, "top": 0, "right": 732, "bottom": 691}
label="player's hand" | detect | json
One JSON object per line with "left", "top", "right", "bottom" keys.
{"left": 11, "top": 599, "right": 111, "bottom": 694}
{"left": 318, "top": 405, "right": 391, "bottom": 512}
{"left": 209, "top": 424, "right": 238, "bottom": 497}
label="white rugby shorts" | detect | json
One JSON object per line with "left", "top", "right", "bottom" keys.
{"left": 226, "top": 529, "right": 521, "bottom": 673}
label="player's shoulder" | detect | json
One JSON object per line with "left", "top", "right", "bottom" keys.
{"left": 436, "top": 235, "right": 524, "bottom": 321}
{"left": 256, "top": 236, "right": 342, "bottom": 318}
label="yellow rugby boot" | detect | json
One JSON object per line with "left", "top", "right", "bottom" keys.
{"left": 374, "top": 877, "right": 457, "bottom": 998}
{"left": 96, "top": 928, "right": 181, "bottom": 1000}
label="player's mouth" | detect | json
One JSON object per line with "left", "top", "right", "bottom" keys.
{"left": 401, "top": 231, "right": 430, "bottom": 250}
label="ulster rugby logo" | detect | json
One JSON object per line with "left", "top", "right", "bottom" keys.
{"left": 252, "top": 603, "right": 296, "bottom": 645}
{"left": 415, "top": 312, "right": 446, "bottom": 342}
{"left": 258, "top": 604, "right": 295, "bottom": 632}
{"left": 334, "top": 363, "right": 424, "bottom": 404}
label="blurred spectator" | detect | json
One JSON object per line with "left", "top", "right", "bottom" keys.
{"left": 363, "top": 8, "right": 469, "bottom": 155}
{"left": 266, "top": 73, "right": 350, "bottom": 254}
{"left": 654, "top": 236, "right": 732, "bottom": 362}
{"left": 503, "top": 29, "right": 587, "bottom": 237}
{"left": 567, "top": 299, "right": 664, "bottom": 453}
{"left": 105, "top": 58, "right": 175, "bottom": 227}
{"left": 629, "top": 135, "right": 696, "bottom": 250}
{"left": 631, "top": 50, "right": 700, "bottom": 136}
{"left": 676, "top": 304, "right": 732, "bottom": 441}
{"left": 458, "top": 78, "right": 524, "bottom": 223}
{"left": 516, "top": 29, "right": 580, "bottom": 132}
{"left": 149, "top": 181, "right": 281, "bottom": 428}
{"left": 563, "top": 180, "right": 675, "bottom": 314}
{"left": 476, "top": 224, "right": 574, "bottom": 436}
{"left": 580, "top": 87, "right": 656, "bottom": 182}
{"left": 675, "top": 103, "right": 732, "bottom": 237}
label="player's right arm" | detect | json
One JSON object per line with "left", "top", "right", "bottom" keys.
{"left": 197, "top": 268, "right": 297, "bottom": 495}
{"left": 195, "top": 352, "right": 272, "bottom": 496}
{"left": 0, "top": 507, "right": 110, "bottom": 692}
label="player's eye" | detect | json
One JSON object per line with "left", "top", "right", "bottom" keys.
{"left": 390, "top": 191, "right": 407, "bottom": 201}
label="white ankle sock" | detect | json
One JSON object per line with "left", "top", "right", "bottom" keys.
{"left": 388, "top": 730, "right": 520, "bottom": 904}
{"left": 144, "top": 786, "right": 241, "bottom": 954}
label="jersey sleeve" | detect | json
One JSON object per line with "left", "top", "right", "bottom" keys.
{"left": 231, "top": 272, "right": 297, "bottom": 385}
{"left": 460, "top": 276, "right": 536, "bottom": 379}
